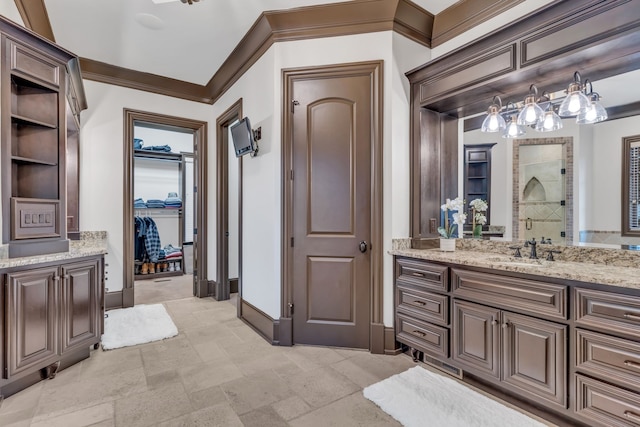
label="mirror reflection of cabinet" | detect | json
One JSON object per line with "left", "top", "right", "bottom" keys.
{"left": 463, "top": 143, "right": 495, "bottom": 228}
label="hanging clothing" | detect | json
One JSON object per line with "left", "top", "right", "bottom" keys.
{"left": 143, "top": 217, "right": 162, "bottom": 262}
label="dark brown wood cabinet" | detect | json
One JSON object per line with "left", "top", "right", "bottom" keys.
{"left": 573, "top": 288, "right": 640, "bottom": 426}
{"left": 452, "top": 299, "right": 567, "bottom": 407}
{"left": 463, "top": 143, "right": 495, "bottom": 227}
{"left": 1, "top": 255, "right": 103, "bottom": 398}
{"left": 5, "top": 266, "right": 59, "bottom": 378}
{"left": 0, "top": 15, "right": 86, "bottom": 257}
{"left": 61, "top": 259, "right": 101, "bottom": 354}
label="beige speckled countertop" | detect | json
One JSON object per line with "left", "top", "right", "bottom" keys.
{"left": 0, "top": 231, "right": 108, "bottom": 269}
{"left": 390, "top": 239, "right": 640, "bottom": 290}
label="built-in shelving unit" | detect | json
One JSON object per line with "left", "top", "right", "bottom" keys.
{"left": 463, "top": 143, "right": 495, "bottom": 229}
{"left": 0, "top": 21, "right": 79, "bottom": 257}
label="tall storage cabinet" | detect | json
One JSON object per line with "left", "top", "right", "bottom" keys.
{"left": 0, "top": 19, "right": 76, "bottom": 258}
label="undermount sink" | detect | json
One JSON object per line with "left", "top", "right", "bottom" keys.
{"left": 485, "top": 256, "right": 549, "bottom": 268}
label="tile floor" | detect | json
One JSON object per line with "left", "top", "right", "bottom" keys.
{"left": 0, "top": 295, "right": 416, "bottom": 426}
{"left": 134, "top": 274, "right": 194, "bottom": 305}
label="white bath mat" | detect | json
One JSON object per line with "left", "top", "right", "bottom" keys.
{"left": 101, "top": 304, "right": 178, "bottom": 350}
{"left": 363, "top": 366, "right": 548, "bottom": 427}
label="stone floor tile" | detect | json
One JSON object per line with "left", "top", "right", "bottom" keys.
{"left": 178, "top": 359, "right": 243, "bottom": 392}
{"left": 186, "top": 403, "right": 244, "bottom": 427}
{"left": 30, "top": 402, "right": 113, "bottom": 427}
{"left": 284, "top": 365, "right": 360, "bottom": 408}
{"left": 289, "top": 392, "right": 402, "bottom": 427}
{"left": 271, "top": 396, "right": 312, "bottom": 421}
{"left": 114, "top": 383, "right": 192, "bottom": 427}
{"left": 187, "top": 385, "right": 228, "bottom": 411}
{"left": 238, "top": 405, "right": 289, "bottom": 427}
{"left": 220, "top": 371, "right": 294, "bottom": 415}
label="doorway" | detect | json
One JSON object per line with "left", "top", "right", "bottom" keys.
{"left": 216, "top": 99, "right": 243, "bottom": 308}
{"left": 282, "top": 62, "right": 384, "bottom": 350}
{"left": 123, "top": 109, "right": 209, "bottom": 308}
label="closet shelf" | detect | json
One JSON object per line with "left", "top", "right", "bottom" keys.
{"left": 11, "top": 156, "right": 57, "bottom": 166}
{"left": 134, "top": 149, "right": 183, "bottom": 162}
{"left": 11, "top": 114, "right": 57, "bottom": 129}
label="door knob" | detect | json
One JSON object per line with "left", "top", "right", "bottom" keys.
{"left": 359, "top": 241, "right": 368, "bottom": 253}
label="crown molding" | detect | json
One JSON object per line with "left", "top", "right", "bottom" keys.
{"left": 14, "top": 0, "right": 55, "bottom": 42}
{"left": 16, "top": 0, "right": 524, "bottom": 104}
{"left": 431, "top": 0, "right": 525, "bottom": 47}
{"left": 79, "top": 58, "right": 210, "bottom": 103}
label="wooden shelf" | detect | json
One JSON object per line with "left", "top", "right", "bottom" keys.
{"left": 11, "top": 155, "right": 57, "bottom": 166}
{"left": 11, "top": 114, "right": 57, "bottom": 129}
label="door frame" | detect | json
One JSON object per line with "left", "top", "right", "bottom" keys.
{"left": 215, "top": 99, "right": 243, "bottom": 305}
{"left": 281, "top": 61, "right": 384, "bottom": 352}
{"left": 123, "top": 109, "right": 209, "bottom": 306}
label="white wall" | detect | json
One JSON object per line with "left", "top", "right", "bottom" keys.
{"left": 590, "top": 116, "right": 640, "bottom": 231}
{"left": 80, "top": 81, "right": 214, "bottom": 293}
{"left": 228, "top": 127, "right": 240, "bottom": 279}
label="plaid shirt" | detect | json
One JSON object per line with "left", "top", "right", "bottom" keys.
{"left": 143, "top": 217, "right": 162, "bottom": 262}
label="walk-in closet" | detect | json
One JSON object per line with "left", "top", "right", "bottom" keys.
{"left": 133, "top": 123, "right": 195, "bottom": 304}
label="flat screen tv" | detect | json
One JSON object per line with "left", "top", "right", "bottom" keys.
{"left": 230, "top": 117, "right": 257, "bottom": 157}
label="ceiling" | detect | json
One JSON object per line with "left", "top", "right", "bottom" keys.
{"left": 34, "top": 0, "right": 458, "bottom": 86}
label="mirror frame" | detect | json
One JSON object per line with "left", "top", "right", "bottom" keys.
{"left": 622, "top": 134, "right": 640, "bottom": 237}
{"left": 406, "top": 0, "right": 640, "bottom": 248}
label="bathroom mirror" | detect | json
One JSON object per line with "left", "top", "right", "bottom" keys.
{"left": 460, "top": 68, "right": 640, "bottom": 248}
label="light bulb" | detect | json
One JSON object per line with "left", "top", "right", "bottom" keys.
{"left": 568, "top": 96, "right": 582, "bottom": 114}
{"left": 543, "top": 113, "right": 554, "bottom": 130}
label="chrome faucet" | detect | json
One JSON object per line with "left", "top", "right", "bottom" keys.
{"left": 524, "top": 238, "right": 538, "bottom": 259}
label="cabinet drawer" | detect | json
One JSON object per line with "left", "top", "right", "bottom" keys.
{"left": 396, "top": 312, "right": 448, "bottom": 359}
{"left": 575, "top": 288, "right": 640, "bottom": 340}
{"left": 9, "top": 40, "right": 60, "bottom": 87}
{"left": 575, "top": 374, "right": 640, "bottom": 427}
{"left": 396, "top": 258, "right": 448, "bottom": 292}
{"left": 397, "top": 285, "right": 448, "bottom": 326}
{"left": 576, "top": 329, "right": 640, "bottom": 392}
{"left": 451, "top": 268, "right": 567, "bottom": 320}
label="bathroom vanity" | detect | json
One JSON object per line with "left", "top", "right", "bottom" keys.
{"left": 392, "top": 242, "right": 640, "bottom": 427}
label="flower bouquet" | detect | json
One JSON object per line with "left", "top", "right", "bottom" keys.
{"left": 469, "top": 198, "right": 488, "bottom": 238}
{"left": 438, "top": 197, "right": 466, "bottom": 251}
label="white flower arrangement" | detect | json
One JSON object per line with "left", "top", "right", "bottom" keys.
{"left": 438, "top": 196, "right": 465, "bottom": 238}
{"left": 469, "top": 198, "right": 489, "bottom": 237}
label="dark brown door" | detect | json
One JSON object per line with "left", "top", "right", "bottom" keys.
{"left": 502, "top": 311, "right": 566, "bottom": 407}
{"left": 291, "top": 71, "right": 372, "bottom": 348}
{"left": 452, "top": 300, "right": 500, "bottom": 378}
{"left": 61, "top": 259, "right": 100, "bottom": 354}
{"left": 6, "top": 266, "right": 59, "bottom": 377}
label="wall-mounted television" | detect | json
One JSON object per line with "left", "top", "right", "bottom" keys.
{"left": 230, "top": 117, "right": 258, "bottom": 157}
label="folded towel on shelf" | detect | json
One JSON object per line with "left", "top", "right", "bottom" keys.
{"left": 134, "top": 138, "right": 144, "bottom": 150}
{"left": 164, "top": 192, "right": 183, "bottom": 208}
{"left": 134, "top": 198, "right": 147, "bottom": 208}
{"left": 141, "top": 145, "right": 172, "bottom": 152}
{"left": 146, "top": 199, "right": 165, "bottom": 209}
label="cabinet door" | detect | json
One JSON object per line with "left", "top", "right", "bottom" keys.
{"left": 453, "top": 300, "right": 500, "bottom": 378}
{"left": 5, "top": 266, "right": 59, "bottom": 378}
{"left": 61, "top": 259, "right": 101, "bottom": 353}
{"left": 502, "top": 311, "right": 567, "bottom": 407}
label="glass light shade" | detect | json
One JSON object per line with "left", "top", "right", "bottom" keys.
{"left": 558, "top": 82, "right": 590, "bottom": 116}
{"left": 481, "top": 105, "right": 506, "bottom": 132}
{"left": 502, "top": 118, "right": 525, "bottom": 138}
{"left": 576, "top": 100, "right": 608, "bottom": 124}
{"left": 534, "top": 109, "right": 563, "bottom": 132}
{"left": 516, "top": 95, "right": 544, "bottom": 125}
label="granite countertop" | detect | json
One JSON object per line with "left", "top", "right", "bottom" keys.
{"left": 390, "top": 241, "right": 640, "bottom": 290}
{"left": 0, "top": 231, "right": 108, "bottom": 269}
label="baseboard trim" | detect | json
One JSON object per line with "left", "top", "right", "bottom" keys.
{"left": 385, "top": 326, "right": 402, "bottom": 355}
{"left": 371, "top": 322, "right": 385, "bottom": 354}
{"left": 240, "top": 298, "right": 279, "bottom": 345}
{"left": 229, "top": 277, "right": 238, "bottom": 294}
{"left": 105, "top": 291, "right": 123, "bottom": 310}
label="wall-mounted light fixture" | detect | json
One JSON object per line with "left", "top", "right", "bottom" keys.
{"left": 481, "top": 71, "right": 608, "bottom": 138}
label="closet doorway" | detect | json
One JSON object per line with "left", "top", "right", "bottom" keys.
{"left": 216, "top": 99, "right": 243, "bottom": 306}
{"left": 123, "top": 110, "right": 209, "bottom": 307}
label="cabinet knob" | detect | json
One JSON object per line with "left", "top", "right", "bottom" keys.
{"left": 491, "top": 320, "right": 498, "bottom": 326}
{"left": 501, "top": 322, "right": 509, "bottom": 329}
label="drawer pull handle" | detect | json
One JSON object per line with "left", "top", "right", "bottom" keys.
{"left": 413, "top": 300, "right": 426, "bottom": 306}
{"left": 624, "top": 313, "right": 640, "bottom": 322}
{"left": 412, "top": 330, "right": 426, "bottom": 337}
{"left": 624, "top": 360, "right": 640, "bottom": 370}
{"left": 412, "top": 272, "right": 425, "bottom": 278}
{"left": 624, "top": 411, "right": 640, "bottom": 423}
